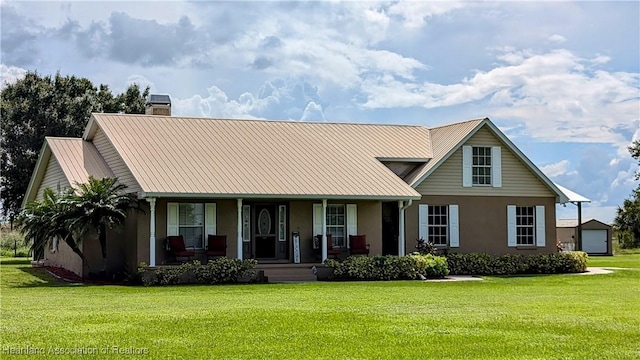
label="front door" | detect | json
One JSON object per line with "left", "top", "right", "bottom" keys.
{"left": 252, "top": 204, "right": 288, "bottom": 260}
{"left": 382, "top": 202, "right": 399, "bottom": 255}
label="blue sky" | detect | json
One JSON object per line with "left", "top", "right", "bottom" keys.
{"left": 1, "top": 1, "right": 638, "bottom": 223}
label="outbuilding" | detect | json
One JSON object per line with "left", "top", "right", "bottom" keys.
{"left": 557, "top": 219, "right": 612, "bottom": 255}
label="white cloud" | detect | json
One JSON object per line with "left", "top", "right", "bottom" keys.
{"left": 540, "top": 160, "right": 571, "bottom": 178}
{"left": 0, "top": 64, "right": 27, "bottom": 90}
{"left": 387, "top": 1, "right": 467, "bottom": 29}
{"left": 548, "top": 34, "right": 567, "bottom": 43}
{"left": 360, "top": 48, "right": 639, "bottom": 149}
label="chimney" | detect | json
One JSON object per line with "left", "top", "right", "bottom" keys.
{"left": 145, "top": 94, "right": 171, "bottom": 116}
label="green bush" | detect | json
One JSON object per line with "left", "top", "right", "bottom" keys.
{"left": 324, "top": 254, "right": 448, "bottom": 281}
{"left": 618, "top": 231, "right": 640, "bottom": 249}
{"left": 139, "top": 258, "right": 258, "bottom": 286}
{"left": 446, "top": 252, "right": 588, "bottom": 275}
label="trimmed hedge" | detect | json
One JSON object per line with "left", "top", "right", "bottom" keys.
{"left": 324, "top": 254, "right": 449, "bottom": 281}
{"left": 446, "top": 251, "right": 588, "bottom": 275}
{"left": 139, "top": 258, "right": 258, "bottom": 286}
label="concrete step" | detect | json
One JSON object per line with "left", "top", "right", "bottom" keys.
{"left": 257, "top": 264, "right": 319, "bottom": 282}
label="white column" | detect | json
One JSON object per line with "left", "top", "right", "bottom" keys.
{"left": 147, "top": 198, "right": 156, "bottom": 267}
{"left": 237, "top": 199, "right": 243, "bottom": 260}
{"left": 321, "top": 199, "right": 328, "bottom": 261}
{"left": 398, "top": 200, "right": 405, "bottom": 256}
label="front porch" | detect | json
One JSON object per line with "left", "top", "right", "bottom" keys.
{"left": 141, "top": 198, "right": 415, "bottom": 269}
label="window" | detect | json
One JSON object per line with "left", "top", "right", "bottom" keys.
{"left": 179, "top": 203, "right": 204, "bottom": 248}
{"left": 516, "top": 206, "right": 535, "bottom": 246}
{"left": 419, "top": 204, "right": 459, "bottom": 248}
{"left": 463, "top": 146, "right": 501, "bottom": 188}
{"left": 326, "top": 204, "right": 345, "bottom": 247}
{"left": 427, "top": 205, "right": 448, "bottom": 246}
{"left": 472, "top": 146, "right": 492, "bottom": 185}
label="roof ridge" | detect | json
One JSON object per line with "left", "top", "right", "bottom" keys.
{"left": 92, "top": 113, "right": 430, "bottom": 129}
{"left": 429, "top": 118, "right": 486, "bottom": 130}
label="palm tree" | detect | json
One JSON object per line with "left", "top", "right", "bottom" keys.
{"left": 66, "top": 177, "right": 138, "bottom": 275}
{"left": 17, "top": 187, "right": 88, "bottom": 266}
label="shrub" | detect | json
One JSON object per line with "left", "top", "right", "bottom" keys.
{"left": 446, "top": 252, "right": 588, "bottom": 275}
{"left": 139, "top": 258, "right": 257, "bottom": 286}
{"left": 415, "top": 238, "right": 439, "bottom": 255}
{"left": 324, "top": 254, "right": 448, "bottom": 281}
{"left": 618, "top": 231, "right": 640, "bottom": 249}
{"left": 0, "top": 228, "right": 30, "bottom": 257}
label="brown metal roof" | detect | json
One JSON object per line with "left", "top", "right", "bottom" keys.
{"left": 88, "top": 114, "right": 430, "bottom": 199}
{"left": 47, "top": 137, "right": 115, "bottom": 186}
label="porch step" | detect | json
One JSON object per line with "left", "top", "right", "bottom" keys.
{"left": 257, "top": 263, "right": 320, "bottom": 282}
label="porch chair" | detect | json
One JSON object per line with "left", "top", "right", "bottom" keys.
{"left": 349, "top": 235, "right": 370, "bottom": 256}
{"left": 316, "top": 234, "right": 341, "bottom": 259}
{"left": 206, "top": 235, "right": 227, "bottom": 260}
{"left": 167, "top": 235, "right": 196, "bottom": 262}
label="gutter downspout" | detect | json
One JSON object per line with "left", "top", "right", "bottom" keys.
{"left": 398, "top": 199, "right": 413, "bottom": 256}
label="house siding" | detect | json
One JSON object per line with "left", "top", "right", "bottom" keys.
{"left": 35, "top": 155, "right": 69, "bottom": 201}
{"left": 92, "top": 128, "right": 141, "bottom": 194}
{"left": 416, "top": 126, "right": 555, "bottom": 197}
{"left": 43, "top": 239, "right": 84, "bottom": 277}
{"left": 404, "top": 195, "right": 557, "bottom": 255}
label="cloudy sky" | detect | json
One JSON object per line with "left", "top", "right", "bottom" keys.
{"left": 1, "top": 1, "right": 639, "bottom": 223}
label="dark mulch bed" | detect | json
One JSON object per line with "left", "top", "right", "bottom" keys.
{"left": 44, "top": 266, "right": 128, "bottom": 285}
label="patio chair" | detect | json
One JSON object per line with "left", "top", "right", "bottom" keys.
{"left": 206, "top": 235, "right": 227, "bottom": 259}
{"left": 316, "top": 234, "right": 341, "bottom": 259}
{"left": 167, "top": 235, "right": 195, "bottom": 262}
{"left": 349, "top": 235, "right": 370, "bottom": 256}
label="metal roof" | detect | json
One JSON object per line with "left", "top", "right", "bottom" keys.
{"left": 47, "top": 137, "right": 115, "bottom": 186}
{"left": 87, "top": 114, "right": 430, "bottom": 199}
{"left": 554, "top": 183, "right": 590, "bottom": 203}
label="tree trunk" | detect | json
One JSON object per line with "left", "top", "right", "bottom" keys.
{"left": 63, "top": 234, "right": 90, "bottom": 273}
{"left": 99, "top": 225, "right": 108, "bottom": 274}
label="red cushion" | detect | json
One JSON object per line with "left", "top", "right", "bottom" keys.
{"left": 350, "top": 235, "right": 367, "bottom": 250}
{"left": 208, "top": 235, "right": 227, "bottom": 251}
{"left": 175, "top": 250, "right": 195, "bottom": 257}
{"left": 168, "top": 236, "right": 187, "bottom": 252}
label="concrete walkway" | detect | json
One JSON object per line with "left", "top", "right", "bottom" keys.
{"left": 429, "top": 267, "right": 623, "bottom": 282}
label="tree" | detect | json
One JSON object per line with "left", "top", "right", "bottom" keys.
{"left": 17, "top": 187, "right": 88, "bottom": 266}
{"left": 17, "top": 177, "right": 138, "bottom": 275}
{"left": 0, "top": 71, "right": 149, "bottom": 221}
{"left": 614, "top": 141, "right": 640, "bottom": 248}
{"left": 66, "top": 177, "right": 139, "bottom": 274}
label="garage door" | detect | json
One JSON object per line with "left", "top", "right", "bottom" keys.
{"left": 582, "top": 230, "right": 607, "bottom": 254}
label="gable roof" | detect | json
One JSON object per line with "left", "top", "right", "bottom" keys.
{"left": 556, "top": 218, "right": 611, "bottom": 228}
{"left": 22, "top": 137, "right": 114, "bottom": 206}
{"left": 82, "top": 114, "right": 429, "bottom": 200}
{"left": 407, "top": 118, "right": 569, "bottom": 203}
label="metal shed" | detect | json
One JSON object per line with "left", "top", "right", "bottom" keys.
{"left": 557, "top": 219, "right": 612, "bottom": 255}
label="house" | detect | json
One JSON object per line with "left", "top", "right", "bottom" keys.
{"left": 557, "top": 219, "right": 612, "bottom": 255}
{"left": 23, "top": 97, "right": 576, "bottom": 278}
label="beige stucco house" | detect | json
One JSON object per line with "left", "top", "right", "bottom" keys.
{"left": 23, "top": 99, "right": 576, "bottom": 277}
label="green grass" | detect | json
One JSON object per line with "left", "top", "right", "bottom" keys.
{"left": 1, "top": 256, "right": 639, "bottom": 359}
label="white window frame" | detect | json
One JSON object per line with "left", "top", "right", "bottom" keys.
{"left": 507, "top": 205, "right": 546, "bottom": 247}
{"left": 463, "top": 145, "right": 502, "bottom": 188}
{"left": 427, "top": 205, "right": 448, "bottom": 246}
{"left": 472, "top": 146, "right": 492, "bottom": 186}
{"left": 419, "top": 204, "right": 459, "bottom": 248}
{"left": 326, "top": 204, "right": 346, "bottom": 248}
{"left": 516, "top": 206, "right": 535, "bottom": 246}
{"left": 178, "top": 203, "right": 204, "bottom": 249}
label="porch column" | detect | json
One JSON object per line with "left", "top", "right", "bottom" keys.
{"left": 237, "top": 199, "right": 243, "bottom": 260}
{"left": 322, "top": 199, "right": 328, "bottom": 261}
{"left": 147, "top": 198, "right": 156, "bottom": 267}
{"left": 398, "top": 201, "right": 405, "bottom": 256}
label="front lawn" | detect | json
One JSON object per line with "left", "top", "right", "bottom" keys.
{"left": 1, "top": 256, "right": 639, "bottom": 359}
